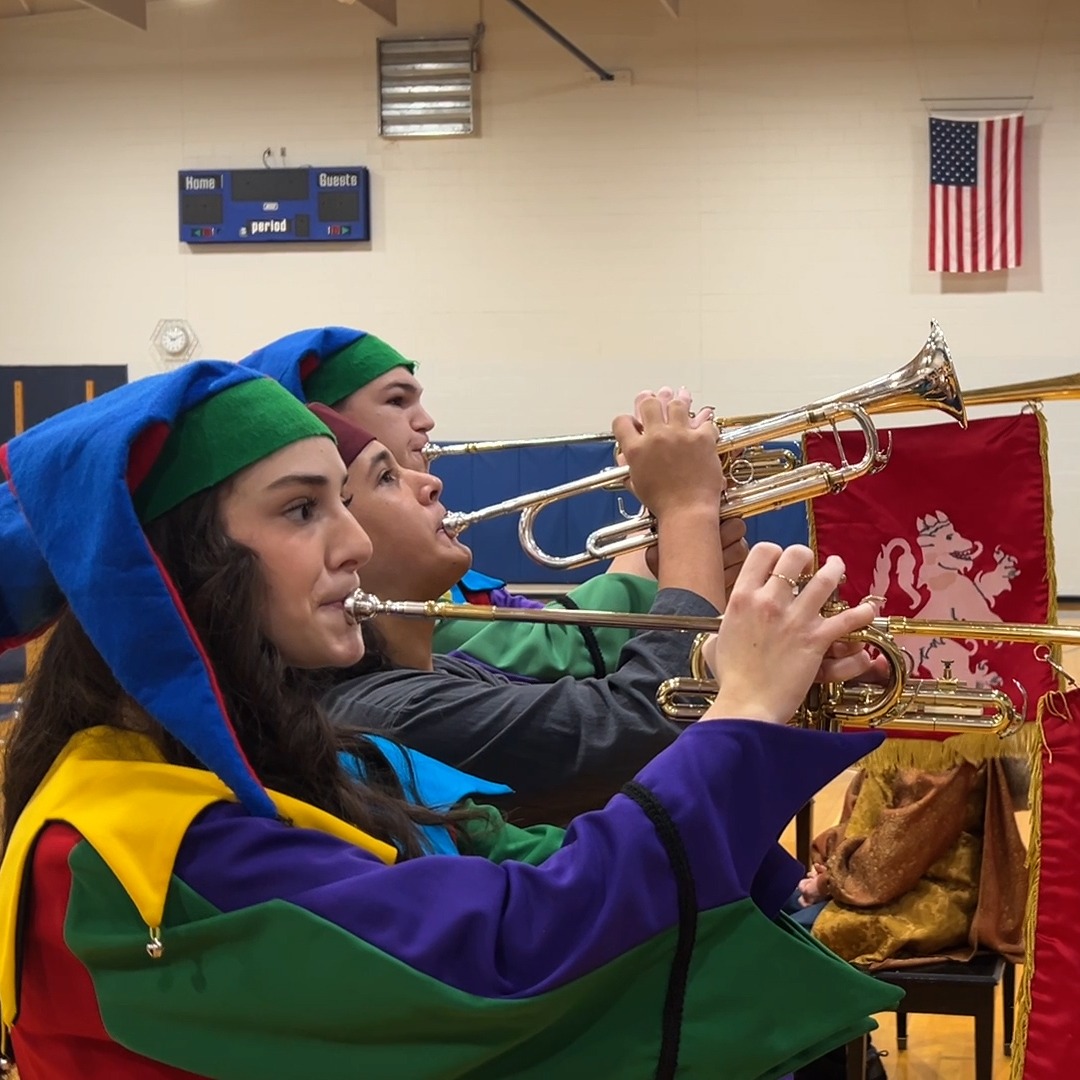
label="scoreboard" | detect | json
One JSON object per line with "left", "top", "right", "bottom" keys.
{"left": 178, "top": 167, "right": 370, "bottom": 244}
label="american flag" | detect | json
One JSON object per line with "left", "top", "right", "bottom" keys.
{"left": 929, "top": 114, "right": 1023, "bottom": 273}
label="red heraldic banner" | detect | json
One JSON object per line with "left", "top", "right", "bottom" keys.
{"left": 1017, "top": 690, "right": 1080, "bottom": 1078}
{"left": 805, "top": 412, "right": 1056, "bottom": 731}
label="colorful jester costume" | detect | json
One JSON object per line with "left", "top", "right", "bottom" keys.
{"left": 0, "top": 362, "right": 901, "bottom": 1078}
{"left": 240, "top": 326, "right": 659, "bottom": 679}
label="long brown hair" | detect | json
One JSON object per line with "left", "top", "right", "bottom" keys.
{"left": 2, "top": 484, "right": 480, "bottom": 858}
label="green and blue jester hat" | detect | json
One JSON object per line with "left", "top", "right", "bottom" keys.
{"left": 240, "top": 327, "right": 416, "bottom": 405}
{"left": 0, "top": 363, "right": 336, "bottom": 817}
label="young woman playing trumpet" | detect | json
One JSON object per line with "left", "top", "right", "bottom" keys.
{"left": 0, "top": 361, "right": 898, "bottom": 1078}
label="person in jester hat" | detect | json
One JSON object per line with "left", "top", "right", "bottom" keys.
{"left": 240, "top": 326, "right": 750, "bottom": 681}
{"left": 0, "top": 362, "right": 901, "bottom": 1078}
{"left": 308, "top": 400, "right": 772, "bottom": 825}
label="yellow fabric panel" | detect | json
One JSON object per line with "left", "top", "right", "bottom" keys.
{"left": 0, "top": 726, "right": 396, "bottom": 1025}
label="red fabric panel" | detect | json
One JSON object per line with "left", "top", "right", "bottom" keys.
{"left": 126, "top": 420, "right": 172, "bottom": 494}
{"left": 299, "top": 350, "right": 321, "bottom": 384}
{"left": 1021, "top": 692, "right": 1080, "bottom": 1078}
{"left": 12, "top": 823, "right": 202, "bottom": 1079}
{"left": 806, "top": 413, "right": 1054, "bottom": 736}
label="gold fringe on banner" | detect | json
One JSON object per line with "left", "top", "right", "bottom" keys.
{"left": 857, "top": 723, "right": 1038, "bottom": 777}
{"left": 1009, "top": 698, "right": 1056, "bottom": 1079}
{"left": 1003, "top": 410, "right": 1052, "bottom": 1079}
{"left": 1037, "top": 409, "right": 1061, "bottom": 659}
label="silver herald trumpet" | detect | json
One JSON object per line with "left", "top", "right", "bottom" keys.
{"left": 438, "top": 322, "right": 966, "bottom": 571}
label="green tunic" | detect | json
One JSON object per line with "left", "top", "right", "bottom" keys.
{"left": 432, "top": 573, "right": 660, "bottom": 680}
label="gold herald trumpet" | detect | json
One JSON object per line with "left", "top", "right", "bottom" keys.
{"left": 343, "top": 591, "right": 1077, "bottom": 736}
{"left": 439, "top": 322, "right": 965, "bottom": 571}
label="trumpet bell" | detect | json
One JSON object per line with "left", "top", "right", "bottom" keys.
{"left": 854, "top": 320, "right": 967, "bottom": 429}
{"left": 724, "top": 321, "right": 966, "bottom": 432}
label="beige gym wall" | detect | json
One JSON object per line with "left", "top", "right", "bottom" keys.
{"left": 1, "top": 0, "right": 1077, "bottom": 582}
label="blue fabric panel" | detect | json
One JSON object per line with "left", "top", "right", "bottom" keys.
{"left": 0, "top": 648, "right": 25, "bottom": 685}
{"left": 431, "top": 441, "right": 809, "bottom": 585}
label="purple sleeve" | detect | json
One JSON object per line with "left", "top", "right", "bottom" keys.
{"left": 175, "top": 722, "right": 882, "bottom": 999}
{"left": 488, "top": 587, "right": 546, "bottom": 610}
{"left": 444, "top": 652, "right": 541, "bottom": 683}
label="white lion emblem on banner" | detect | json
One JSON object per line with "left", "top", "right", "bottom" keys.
{"left": 870, "top": 510, "right": 1021, "bottom": 686}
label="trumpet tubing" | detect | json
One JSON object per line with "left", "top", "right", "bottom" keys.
{"left": 345, "top": 591, "right": 1080, "bottom": 648}
{"left": 873, "top": 370, "right": 1080, "bottom": 416}
{"left": 423, "top": 431, "right": 614, "bottom": 462}
{"left": 440, "top": 443, "right": 803, "bottom": 551}
{"left": 809, "top": 679, "right": 1025, "bottom": 738}
{"left": 343, "top": 592, "right": 721, "bottom": 632}
{"left": 878, "top": 616, "right": 1080, "bottom": 647}
{"left": 721, "top": 369, "right": 1080, "bottom": 427}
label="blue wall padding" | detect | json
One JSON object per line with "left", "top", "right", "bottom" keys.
{"left": 1, "top": 366, "right": 128, "bottom": 443}
{"left": 431, "top": 440, "right": 810, "bottom": 585}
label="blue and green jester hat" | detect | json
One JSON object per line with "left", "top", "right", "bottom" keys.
{"left": 0, "top": 362, "right": 336, "bottom": 819}
{"left": 241, "top": 327, "right": 509, "bottom": 602}
{"left": 238, "top": 326, "right": 416, "bottom": 406}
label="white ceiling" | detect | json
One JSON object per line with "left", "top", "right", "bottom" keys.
{"left": 0, "top": 0, "right": 679, "bottom": 30}
{"left": 0, "top": 0, "right": 403, "bottom": 27}
{"left": 0, "top": 0, "right": 150, "bottom": 27}
{"left": 0, "top": 0, "right": 91, "bottom": 16}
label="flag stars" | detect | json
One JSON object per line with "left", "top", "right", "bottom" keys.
{"left": 930, "top": 118, "right": 978, "bottom": 186}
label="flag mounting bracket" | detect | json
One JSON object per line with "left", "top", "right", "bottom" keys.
{"left": 921, "top": 95, "right": 1034, "bottom": 114}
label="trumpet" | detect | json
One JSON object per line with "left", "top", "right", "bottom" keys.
{"left": 425, "top": 372, "right": 1080, "bottom": 460}
{"left": 343, "top": 591, "right": 1079, "bottom": 735}
{"left": 440, "top": 322, "right": 964, "bottom": 571}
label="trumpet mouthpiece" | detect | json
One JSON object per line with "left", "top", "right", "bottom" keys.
{"left": 441, "top": 512, "right": 470, "bottom": 538}
{"left": 343, "top": 591, "right": 382, "bottom": 625}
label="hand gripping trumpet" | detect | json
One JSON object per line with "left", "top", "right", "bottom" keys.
{"left": 343, "top": 590, "right": 1080, "bottom": 735}
{"left": 438, "top": 322, "right": 966, "bottom": 571}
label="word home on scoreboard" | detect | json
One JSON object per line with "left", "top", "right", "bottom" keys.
{"left": 178, "top": 167, "right": 371, "bottom": 244}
